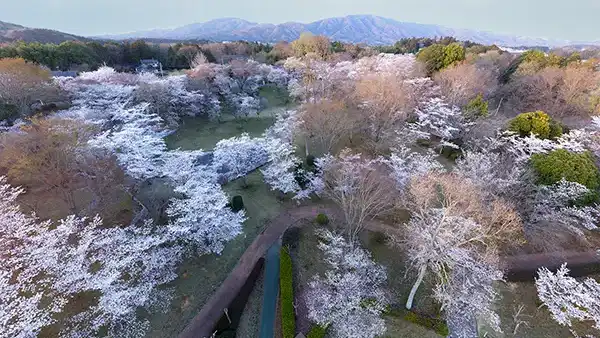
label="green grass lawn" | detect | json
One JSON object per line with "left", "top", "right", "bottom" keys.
{"left": 145, "top": 171, "right": 284, "bottom": 337}
{"left": 164, "top": 115, "right": 276, "bottom": 151}
{"left": 484, "top": 278, "right": 599, "bottom": 338}
{"left": 258, "top": 85, "right": 292, "bottom": 109}
{"left": 163, "top": 86, "right": 295, "bottom": 152}
{"left": 359, "top": 231, "right": 444, "bottom": 338}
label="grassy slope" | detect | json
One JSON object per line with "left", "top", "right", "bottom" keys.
{"left": 146, "top": 171, "right": 284, "bottom": 336}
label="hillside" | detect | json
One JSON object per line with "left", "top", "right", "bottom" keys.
{"left": 101, "top": 15, "right": 586, "bottom": 47}
{"left": 0, "top": 20, "right": 85, "bottom": 43}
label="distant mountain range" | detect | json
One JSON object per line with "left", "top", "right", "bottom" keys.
{"left": 0, "top": 21, "right": 86, "bottom": 44}
{"left": 100, "top": 15, "right": 598, "bottom": 47}
{"left": 1, "top": 15, "right": 599, "bottom": 47}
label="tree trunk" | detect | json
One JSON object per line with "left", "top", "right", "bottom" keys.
{"left": 305, "top": 138, "right": 309, "bottom": 157}
{"left": 406, "top": 264, "right": 427, "bottom": 310}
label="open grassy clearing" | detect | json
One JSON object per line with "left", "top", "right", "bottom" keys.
{"left": 164, "top": 86, "right": 292, "bottom": 151}
{"left": 145, "top": 171, "right": 284, "bottom": 337}
{"left": 164, "top": 115, "right": 276, "bottom": 150}
{"left": 258, "top": 85, "right": 293, "bottom": 109}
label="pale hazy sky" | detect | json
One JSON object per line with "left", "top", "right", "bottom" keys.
{"left": 1, "top": 0, "right": 599, "bottom": 41}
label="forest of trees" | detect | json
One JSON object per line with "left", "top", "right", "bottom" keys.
{"left": 0, "top": 39, "right": 277, "bottom": 71}
{"left": 2, "top": 31, "right": 600, "bottom": 338}
{"left": 0, "top": 34, "right": 511, "bottom": 72}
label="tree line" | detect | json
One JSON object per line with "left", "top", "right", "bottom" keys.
{"left": 0, "top": 34, "right": 503, "bottom": 73}
{"left": 0, "top": 39, "right": 276, "bottom": 71}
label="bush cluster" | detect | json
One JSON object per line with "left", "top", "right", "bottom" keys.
{"left": 280, "top": 248, "right": 295, "bottom": 338}
{"left": 315, "top": 213, "right": 329, "bottom": 225}
{"left": 531, "top": 149, "right": 600, "bottom": 189}
{"left": 417, "top": 42, "right": 466, "bottom": 75}
{"left": 230, "top": 195, "right": 244, "bottom": 212}
{"left": 508, "top": 111, "right": 562, "bottom": 139}
{"left": 464, "top": 94, "right": 489, "bottom": 118}
{"left": 306, "top": 325, "right": 327, "bottom": 338}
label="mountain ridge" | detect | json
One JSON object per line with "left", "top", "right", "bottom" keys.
{"left": 1, "top": 16, "right": 598, "bottom": 47}
{"left": 0, "top": 20, "right": 86, "bottom": 43}
{"left": 99, "top": 15, "right": 594, "bottom": 47}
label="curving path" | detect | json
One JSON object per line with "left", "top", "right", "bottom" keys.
{"left": 179, "top": 205, "right": 331, "bottom": 338}
{"left": 179, "top": 204, "right": 600, "bottom": 338}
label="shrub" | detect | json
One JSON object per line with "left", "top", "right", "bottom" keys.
{"left": 464, "top": 94, "right": 489, "bottom": 118}
{"left": 231, "top": 195, "right": 244, "bottom": 212}
{"left": 306, "top": 154, "right": 316, "bottom": 167}
{"left": 404, "top": 311, "right": 449, "bottom": 336}
{"left": 531, "top": 149, "right": 600, "bottom": 189}
{"left": 0, "top": 103, "right": 18, "bottom": 121}
{"left": 306, "top": 325, "right": 327, "bottom": 338}
{"left": 280, "top": 248, "right": 295, "bottom": 338}
{"left": 443, "top": 43, "right": 466, "bottom": 68}
{"left": 549, "top": 119, "right": 564, "bottom": 139}
{"left": 508, "top": 111, "right": 562, "bottom": 139}
{"left": 315, "top": 213, "right": 329, "bottom": 225}
{"left": 417, "top": 43, "right": 466, "bottom": 76}
{"left": 417, "top": 44, "right": 445, "bottom": 76}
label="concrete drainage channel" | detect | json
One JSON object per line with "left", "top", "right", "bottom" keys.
{"left": 259, "top": 241, "right": 282, "bottom": 338}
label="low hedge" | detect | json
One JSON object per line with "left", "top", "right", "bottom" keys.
{"left": 280, "top": 248, "right": 295, "bottom": 338}
{"left": 306, "top": 325, "right": 327, "bottom": 338}
{"left": 404, "top": 311, "right": 449, "bottom": 336}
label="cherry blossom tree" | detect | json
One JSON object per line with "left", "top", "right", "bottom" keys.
{"left": 305, "top": 229, "right": 389, "bottom": 338}
{"left": 414, "top": 97, "right": 468, "bottom": 142}
{"left": 261, "top": 110, "right": 303, "bottom": 194}
{"left": 385, "top": 145, "right": 444, "bottom": 196}
{"left": 401, "top": 207, "right": 507, "bottom": 337}
{"left": 531, "top": 179, "right": 600, "bottom": 236}
{"left": 397, "top": 174, "right": 522, "bottom": 316}
{"left": 536, "top": 264, "right": 600, "bottom": 332}
{"left": 0, "top": 177, "right": 182, "bottom": 337}
{"left": 166, "top": 176, "right": 246, "bottom": 254}
{"left": 317, "top": 150, "right": 396, "bottom": 243}
{"left": 436, "top": 253, "right": 504, "bottom": 338}
{"left": 212, "top": 134, "right": 270, "bottom": 183}
{"left": 454, "top": 149, "right": 528, "bottom": 200}
{"left": 261, "top": 137, "right": 301, "bottom": 194}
